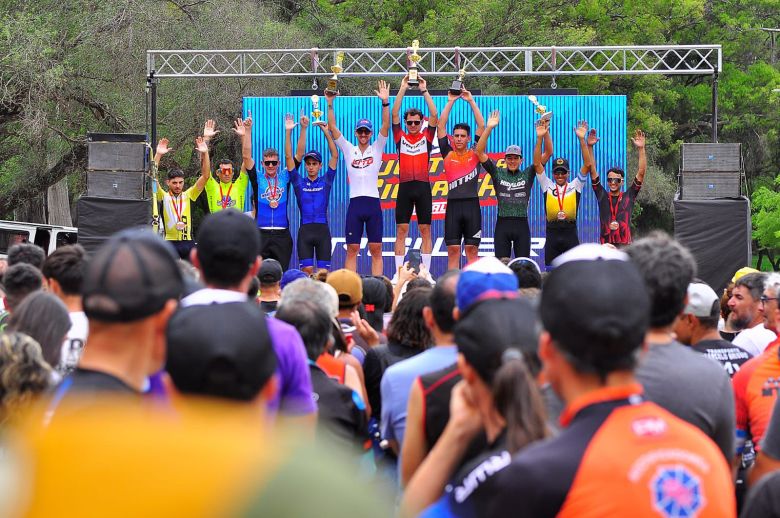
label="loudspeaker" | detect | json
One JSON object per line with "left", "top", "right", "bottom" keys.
{"left": 76, "top": 197, "right": 151, "bottom": 255}
{"left": 673, "top": 196, "right": 751, "bottom": 293}
{"left": 87, "top": 170, "right": 147, "bottom": 199}
{"left": 679, "top": 172, "right": 741, "bottom": 200}
{"left": 87, "top": 133, "right": 147, "bottom": 171}
{"left": 681, "top": 143, "right": 741, "bottom": 172}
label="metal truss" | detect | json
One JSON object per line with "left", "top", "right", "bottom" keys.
{"left": 147, "top": 45, "right": 721, "bottom": 79}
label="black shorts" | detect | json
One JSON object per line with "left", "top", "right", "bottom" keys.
{"left": 494, "top": 217, "right": 530, "bottom": 259}
{"left": 445, "top": 198, "right": 482, "bottom": 247}
{"left": 170, "top": 240, "right": 195, "bottom": 261}
{"left": 259, "top": 228, "right": 293, "bottom": 270}
{"left": 297, "top": 223, "right": 332, "bottom": 269}
{"left": 396, "top": 181, "right": 432, "bottom": 225}
{"left": 544, "top": 224, "right": 579, "bottom": 266}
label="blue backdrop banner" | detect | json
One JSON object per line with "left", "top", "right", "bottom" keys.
{"left": 244, "top": 94, "right": 627, "bottom": 277}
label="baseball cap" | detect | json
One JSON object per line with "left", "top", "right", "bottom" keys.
{"left": 166, "top": 301, "right": 277, "bottom": 401}
{"left": 82, "top": 229, "right": 183, "bottom": 323}
{"left": 362, "top": 277, "right": 387, "bottom": 332}
{"left": 303, "top": 150, "right": 322, "bottom": 163}
{"left": 732, "top": 267, "right": 759, "bottom": 283}
{"left": 196, "top": 210, "right": 260, "bottom": 282}
{"left": 456, "top": 257, "right": 518, "bottom": 312}
{"left": 683, "top": 282, "right": 720, "bottom": 318}
{"left": 551, "top": 243, "right": 630, "bottom": 268}
{"left": 327, "top": 269, "right": 363, "bottom": 307}
{"left": 455, "top": 298, "right": 539, "bottom": 385}
{"left": 355, "top": 119, "right": 373, "bottom": 132}
{"left": 505, "top": 145, "right": 523, "bottom": 157}
{"left": 540, "top": 258, "right": 649, "bottom": 376}
{"left": 258, "top": 259, "right": 283, "bottom": 284}
{"left": 552, "top": 157, "right": 570, "bottom": 173}
{"left": 281, "top": 268, "right": 308, "bottom": 290}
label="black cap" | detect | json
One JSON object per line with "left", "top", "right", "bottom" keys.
{"left": 166, "top": 302, "right": 277, "bottom": 401}
{"left": 552, "top": 157, "right": 570, "bottom": 173}
{"left": 361, "top": 277, "right": 387, "bottom": 332}
{"left": 540, "top": 259, "right": 649, "bottom": 376}
{"left": 455, "top": 298, "right": 540, "bottom": 385}
{"left": 195, "top": 209, "right": 260, "bottom": 285}
{"left": 258, "top": 259, "right": 283, "bottom": 284}
{"left": 82, "top": 229, "right": 183, "bottom": 323}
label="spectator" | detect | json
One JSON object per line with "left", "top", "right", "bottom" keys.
{"left": 506, "top": 257, "right": 542, "bottom": 289}
{"left": 741, "top": 470, "right": 780, "bottom": 518}
{"left": 0, "top": 332, "right": 52, "bottom": 426}
{"left": 0, "top": 263, "right": 44, "bottom": 328}
{"left": 7, "top": 243, "right": 45, "bottom": 270}
{"left": 328, "top": 268, "right": 371, "bottom": 364}
{"left": 720, "top": 281, "right": 740, "bottom": 341}
{"left": 42, "top": 244, "right": 89, "bottom": 373}
{"left": 730, "top": 272, "right": 776, "bottom": 356}
{"left": 183, "top": 209, "right": 316, "bottom": 421}
{"left": 674, "top": 282, "right": 751, "bottom": 377}
{"left": 362, "top": 276, "right": 388, "bottom": 336}
{"left": 401, "top": 298, "right": 548, "bottom": 516}
{"left": 7, "top": 291, "right": 71, "bottom": 371}
{"left": 257, "top": 258, "right": 283, "bottom": 314}
{"left": 280, "top": 269, "right": 308, "bottom": 291}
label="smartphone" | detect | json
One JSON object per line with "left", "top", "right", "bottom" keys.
{"left": 406, "top": 249, "right": 422, "bottom": 274}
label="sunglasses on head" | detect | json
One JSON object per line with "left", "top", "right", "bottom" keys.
{"left": 264, "top": 160, "right": 279, "bottom": 166}
{"left": 607, "top": 177, "right": 623, "bottom": 184}
{"left": 406, "top": 120, "right": 422, "bottom": 126}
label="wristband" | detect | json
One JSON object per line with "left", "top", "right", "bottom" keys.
{"left": 382, "top": 102, "right": 390, "bottom": 107}
{"left": 419, "top": 90, "right": 428, "bottom": 94}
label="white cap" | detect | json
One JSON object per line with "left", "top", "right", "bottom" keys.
{"left": 683, "top": 282, "right": 719, "bottom": 318}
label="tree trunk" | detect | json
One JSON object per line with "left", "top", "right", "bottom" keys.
{"left": 47, "top": 177, "right": 72, "bottom": 226}
{"left": 13, "top": 196, "right": 46, "bottom": 223}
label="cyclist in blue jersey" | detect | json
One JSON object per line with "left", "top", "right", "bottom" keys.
{"left": 285, "top": 114, "right": 339, "bottom": 274}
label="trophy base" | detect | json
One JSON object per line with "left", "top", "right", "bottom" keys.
{"left": 449, "top": 79, "right": 463, "bottom": 95}
{"left": 324, "top": 77, "right": 339, "bottom": 95}
{"left": 408, "top": 69, "right": 419, "bottom": 88}
{"left": 540, "top": 111, "right": 553, "bottom": 121}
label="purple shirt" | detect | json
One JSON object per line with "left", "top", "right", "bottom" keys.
{"left": 181, "top": 288, "right": 316, "bottom": 416}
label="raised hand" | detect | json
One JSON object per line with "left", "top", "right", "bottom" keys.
{"left": 194, "top": 136, "right": 208, "bottom": 154}
{"left": 535, "top": 119, "right": 548, "bottom": 138}
{"left": 156, "top": 138, "right": 172, "bottom": 157}
{"left": 284, "top": 113, "right": 297, "bottom": 131}
{"left": 418, "top": 76, "right": 427, "bottom": 91}
{"left": 587, "top": 128, "right": 599, "bottom": 147}
{"left": 243, "top": 111, "right": 253, "bottom": 132}
{"left": 300, "top": 113, "right": 310, "bottom": 128}
{"left": 400, "top": 75, "right": 409, "bottom": 89}
{"left": 203, "top": 120, "right": 219, "bottom": 141}
{"left": 447, "top": 89, "right": 461, "bottom": 103}
{"left": 398, "top": 262, "right": 418, "bottom": 285}
{"left": 232, "top": 118, "right": 245, "bottom": 137}
{"left": 324, "top": 90, "right": 338, "bottom": 103}
{"left": 574, "top": 120, "right": 588, "bottom": 139}
{"left": 461, "top": 88, "right": 474, "bottom": 102}
{"left": 631, "top": 129, "right": 646, "bottom": 148}
{"left": 487, "top": 110, "right": 500, "bottom": 129}
{"left": 375, "top": 80, "right": 390, "bottom": 102}
{"left": 351, "top": 309, "right": 380, "bottom": 347}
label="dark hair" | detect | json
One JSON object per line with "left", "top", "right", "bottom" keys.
{"left": 247, "top": 276, "right": 260, "bottom": 299}
{"left": 735, "top": 272, "right": 767, "bottom": 302}
{"left": 262, "top": 148, "right": 279, "bottom": 158}
{"left": 404, "top": 108, "right": 423, "bottom": 121}
{"left": 607, "top": 167, "right": 625, "bottom": 179}
{"left": 453, "top": 123, "right": 471, "bottom": 136}
{"left": 0, "top": 332, "right": 52, "bottom": 425}
{"left": 7, "top": 243, "right": 45, "bottom": 270}
{"left": 492, "top": 357, "right": 549, "bottom": 453}
{"left": 276, "top": 300, "right": 332, "bottom": 361}
{"left": 508, "top": 260, "right": 542, "bottom": 289}
{"left": 167, "top": 169, "right": 185, "bottom": 180}
{"left": 696, "top": 300, "right": 721, "bottom": 330}
{"left": 431, "top": 270, "right": 459, "bottom": 333}
{"left": 314, "top": 269, "right": 329, "bottom": 283}
{"left": 218, "top": 159, "right": 233, "bottom": 167}
{"left": 407, "top": 277, "right": 432, "bottom": 291}
{"left": 626, "top": 231, "right": 697, "bottom": 328}
{"left": 721, "top": 282, "right": 734, "bottom": 320}
{"left": 377, "top": 276, "right": 394, "bottom": 312}
{"left": 331, "top": 319, "right": 348, "bottom": 354}
{"left": 387, "top": 287, "right": 432, "bottom": 351}
{"left": 7, "top": 291, "right": 70, "bottom": 368}
{"left": 42, "top": 245, "right": 87, "bottom": 296}
{"left": 3, "top": 264, "right": 43, "bottom": 311}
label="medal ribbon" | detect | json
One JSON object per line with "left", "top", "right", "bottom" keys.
{"left": 170, "top": 194, "right": 184, "bottom": 224}
{"left": 218, "top": 182, "right": 234, "bottom": 210}
{"left": 608, "top": 192, "right": 623, "bottom": 227}
{"left": 556, "top": 183, "right": 568, "bottom": 215}
{"left": 266, "top": 174, "right": 278, "bottom": 205}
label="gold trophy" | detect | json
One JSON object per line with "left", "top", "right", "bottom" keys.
{"left": 449, "top": 67, "right": 466, "bottom": 95}
{"left": 325, "top": 51, "right": 344, "bottom": 94}
{"left": 311, "top": 94, "right": 324, "bottom": 125}
{"left": 528, "top": 95, "right": 553, "bottom": 120}
{"left": 408, "top": 40, "right": 421, "bottom": 88}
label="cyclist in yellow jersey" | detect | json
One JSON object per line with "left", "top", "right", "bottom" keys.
{"left": 201, "top": 117, "right": 256, "bottom": 216}
{"left": 152, "top": 137, "right": 210, "bottom": 259}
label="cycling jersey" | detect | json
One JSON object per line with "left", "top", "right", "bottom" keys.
{"left": 733, "top": 339, "right": 780, "bottom": 456}
{"left": 289, "top": 165, "right": 337, "bottom": 225}
{"left": 393, "top": 123, "right": 435, "bottom": 183}
{"left": 335, "top": 133, "right": 387, "bottom": 199}
{"left": 157, "top": 185, "right": 202, "bottom": 242}
{"left": 593, "top": 177, "right": 642, "bottom": 245}
{"left": 482, "top": 160, "right": 535, "bottom": 218}
{"left": 438, "top": 136, "right": 481, "bottom": 200}
{"left": 253, "top": 168, "right": 290, "bottom": 229}
{"left": 204, "top": 166, "right": 252, "bottom": 214}
{"left": 537, "top": 171, "right": 586, "bottom": 224}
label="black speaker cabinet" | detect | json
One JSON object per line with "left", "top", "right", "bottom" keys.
{"left": 679, "top": 171, "right": 741, "bottom": 200}
{"left": 76, "top": 197, "right": 151, "bottom": 255}
{"left": 681, "top": 143, "right": 742, "bottom": 172}
{"left": 87, "top": 133, "right": 148, "bottom": 171}
{"left": 87, "top": 170, "right": 147, "bottom": 199}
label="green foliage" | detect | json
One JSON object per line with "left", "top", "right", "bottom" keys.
{"left": 752, "top": 175, "right": 780, "bottom": 249}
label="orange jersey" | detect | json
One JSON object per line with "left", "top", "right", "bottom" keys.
{"left": 733, "top": 338, "right": 780, "bottom": 454}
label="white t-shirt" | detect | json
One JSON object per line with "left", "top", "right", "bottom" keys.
{"left": 335, "top": 133, "right": 387, "bottom": 199}
{"left": 59, "top": 311, "right": 88, "bottom": 374}
{"left": 732, "top": 323, "right": 777, "bottom": 357}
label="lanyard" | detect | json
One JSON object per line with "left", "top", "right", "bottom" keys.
{"left": 170, "top": 194, "right": 183, "bottom": 222}
{"left": 556, "top": 183, "right": 568, "bottom": 213}
{"left": 608, "top": 192, "right": 623, "bottom": 224}
{"left": 218, "top": 182, "right": 234, "bottom": 209}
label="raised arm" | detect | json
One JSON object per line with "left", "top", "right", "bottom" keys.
{"left": 419, "top": 77, "right": 438, "bottom": 127}
{"left": 575, "top": 120, "right": 590, "bottom": 175}
{"left": 475, "top": 110, "right": 499, "bottom": 162}
{"left": 319, "top": 123, "right": 339, "bottom": 170}
{"left": 202, "top": 119, "right": 219, "bottom": 145}
{"left": 375, "top": 80, "right": 391, "bottom": 137}
{"left": 587, "top": 128, "right": 600, "bottom": 181}
{"left": 392, "top": 76, "right": 409, "bottom": 125}
{"left": 533, "top": 120, "right": 548, "bottom": 174}
{"left": 325, "top": 91, "right": 342, "bottom": 141}
{"left": 284, "top": 114, "right": 298, "bottom": 171}
{"left": 437, "top": 92, "right": 459, "bottom": 139}
{"left": 461, "top": 88, "right": 485, "bottom": 136}
{"left": 632, "top": 129, "right": 647, "bottom": 183}
{"left": 296, "top": 115, "right": 309, "bottom": 163}
{"left": 193, "top": 137, "right": 210, "bottom": 193}
{"left": 541, "top": 119, "right": 553, "bottom": 165}
{"left": 152, "top": 138, "right": 171, "bottom": 200}
{"left": 233, "top": 113, "right": 255, "bottom": 171}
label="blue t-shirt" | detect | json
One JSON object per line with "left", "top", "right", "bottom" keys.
{"left": 254, "top": 168, "right": 290, "bottom": 228}
{"left": 289, "top": 165, "right": 337, "bottom": 225}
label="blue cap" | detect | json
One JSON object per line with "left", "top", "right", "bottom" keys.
{"left": 456, "top": 257, "right": 519, "bottom": 312}
{"left": 281, "top": 269, "right": 309, "bottom": 290}
{"left": 303, "top": 150, "right": 322, "bottom": 163}
{"left": 355, "top": 119, "right": 373, "bottom": 132}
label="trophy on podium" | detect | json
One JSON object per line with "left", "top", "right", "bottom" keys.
{"left": 408, "top": 40, "right": 421, "bottom": 88}
{"left": 325, "top": 51, "right": 345, "bottom": 95}
{"left": 528, "top": 95, "right": 553, "bottom": 120}
{"left": 449, "top": 67, "right": 466, "bottom": 95}
{"left": 311, "top": 95, "right": 324, "bottom": 125}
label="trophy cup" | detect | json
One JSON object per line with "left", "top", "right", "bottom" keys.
{"left": 311, "top": 94, "right": 324, "bottom": 125}
{"left": 528, "top": 95, "right": 553, "bottom": 120}
{"left": 449, "top": 67, "right": 466, "bottom": 95}
{"left": 408, "top": 40, "right": 421, "bottom": 88}
{"left": 325, "top": 51, "right": 344, "bottom": 95}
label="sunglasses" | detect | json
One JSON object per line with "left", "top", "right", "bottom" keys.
{"left": 607, "top": 177, "right": 623, "bottom": 184}
{"left": 264, "top": 160, "right": 279, "bottom": 166}
{"left": 553, "top": 171, "right": 568, "bottom": 176}
{"left": 505, "top": 155, "right": 522, "bottom": 159}
{"left": 219, "top": 168, "right": 233, "bottom": 173}
{"left": 406, "top": 120, "right": 422, "bottom": 126}
{"left": 356, "top": 129, "right": 372, "bottom": 135}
